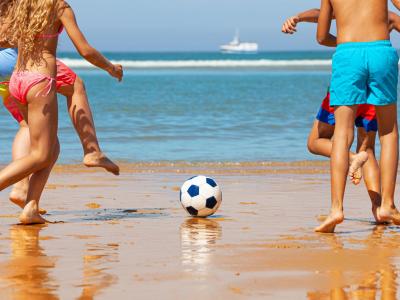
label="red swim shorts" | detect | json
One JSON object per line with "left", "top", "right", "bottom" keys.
{"left": 316, "top": 91, "right": 377, "bottom": 132}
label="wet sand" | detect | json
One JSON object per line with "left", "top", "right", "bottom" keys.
{"left": 0, "top": 161, "right": 399, "bottom": 299}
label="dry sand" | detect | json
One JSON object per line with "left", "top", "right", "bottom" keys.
{"left": 0, "top": 162, "right": 399, "bottom": 299}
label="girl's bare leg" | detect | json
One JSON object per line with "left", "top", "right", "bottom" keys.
{"left": 357, "top": 128, "right": 383, "bottom": 223}
{"left": 315, "top": 105, "right": 358, "bottom": 233}
{"left": 0, "top": 82, "right": 58, "bottom": 191}
{"left": 19, "top": 139, "right": 59, "bottom": 224}
{"left": 375, "top": 104, "right": 400, "bottom": 224}
{"left": 8, "top": 121, "right": 48, "bottom": 215}
{"left": 9, "top": 121, "right": 30, "bottom": 207}
{"left": 57, "top": 77, "right": 119, "bottom": 175}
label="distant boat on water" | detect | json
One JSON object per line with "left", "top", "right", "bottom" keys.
{"left": 220, "top": 30, "right": 258, "bottom": 54}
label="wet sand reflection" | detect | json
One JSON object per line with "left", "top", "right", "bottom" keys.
{"left": 0, "top": 225, "right": 58, "bottom": 299}
{"left": 77, "top": 242, "right": 119, "bottom": 300}
{"left": 308, "top": 226, "right": 398, "bottom": 300}
{"left": 180, "top": 218, "right": 222, "bottom": 276}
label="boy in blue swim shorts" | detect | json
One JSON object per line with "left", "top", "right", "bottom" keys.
{"left": 330, "top": 40, "right": 398, "bottom": 107}
{"left": 316, "top": 0, "right": 400, "bottom": 233}
{"left": 281, "top": 8, "right": 400, "bottom": 225}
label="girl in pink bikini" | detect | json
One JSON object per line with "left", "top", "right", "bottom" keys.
{"left": 0, "top": 0, "right": 123, "bottom": 224}
{"left": 6, "top": 59, "right": 121, "bottom": 213}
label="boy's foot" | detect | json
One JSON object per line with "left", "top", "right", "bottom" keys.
{"left": 83, "top": 152, "right": 120, "bottom": 176}
{"left": 9, "top": 187, "right": 47, "bottom": 215}
{"left": 377, "top": 206, "right": 400, "bottom": 225}
{"left": 314, "top": 211, "right": 344, "bottom": 233}
{"left": 19, "top": 201, "right": 47, "bottom": 225}
{"left": 372, "top": 204, "right": 384, "bottom": 224}
{"left": 349, "top": 151, "right": 369, "bottom": 185}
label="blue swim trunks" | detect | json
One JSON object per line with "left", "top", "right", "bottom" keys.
{"left": 0, "top": 48, "right": 17, "bottom": 78}
{"left": 330, "top": 40, "right": 399, "bottom": 106}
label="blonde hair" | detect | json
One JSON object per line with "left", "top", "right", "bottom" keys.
{"left": 0, "top": 0, "right": 14, "bottom": 19}
{"left": 6, "top": 0, "right": 59, "bottom": 67}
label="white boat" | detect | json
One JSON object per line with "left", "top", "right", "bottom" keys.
{"left": 220, "top": 30, "right": 258, "bottom": 54}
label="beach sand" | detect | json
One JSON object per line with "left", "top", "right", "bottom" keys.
{"left": 0, "top": 161, "right": 398, "bottom": 299}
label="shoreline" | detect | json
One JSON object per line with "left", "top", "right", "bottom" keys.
{"left": 48, "top": 160, "right": 331, "bottom": 175}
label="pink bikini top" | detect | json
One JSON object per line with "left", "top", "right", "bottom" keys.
{"left": 37, "top": 25, "right": 64, "bottom": 39}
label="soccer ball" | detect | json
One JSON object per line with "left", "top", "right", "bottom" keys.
{"left": 180, "top": 175, "right": 222, "bottom": 217}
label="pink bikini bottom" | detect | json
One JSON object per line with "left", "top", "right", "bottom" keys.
{"left": 5, "top": 60, "right": 77, "bottom": 122}
{"left": 9, "top": 71, "right": 56, "bottom": 105}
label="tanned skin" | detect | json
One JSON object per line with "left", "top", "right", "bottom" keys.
{"left": 316, "top": 0, "right": 400, "bottom": 233}
{"left": 281, "top": 9, "right": 400, "bottom": 225}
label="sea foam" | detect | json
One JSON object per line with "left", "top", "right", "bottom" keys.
{"left": 59, "top": 58, "right": 332, "bottom": 69}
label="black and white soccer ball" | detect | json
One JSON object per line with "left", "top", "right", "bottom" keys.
{"left": 180, "top": 175, "right": 222, "bottom": 217}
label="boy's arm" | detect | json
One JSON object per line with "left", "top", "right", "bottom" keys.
{"left": 282, "top": 9, "right": 321, "bottom": 34}
{"left": 317, "top": 0, "right": 337, "bottom": 47}
{"left": 392, "top": 0, "right": 400, "bottom": 11}
{"left": 58, "top": 1, "right": 123, "bottom": 81}
{"left": 389, "top": 11, "right": 400, "bottom": 32}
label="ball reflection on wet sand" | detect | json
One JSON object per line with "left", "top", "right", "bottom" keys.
{"left": 180, "top": 218, "right": 222, "bottom": 275}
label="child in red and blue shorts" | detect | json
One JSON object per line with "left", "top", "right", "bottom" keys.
{"left": 316, "top": 91, "right": 378, "bottom": 133}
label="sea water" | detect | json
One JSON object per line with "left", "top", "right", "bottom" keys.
{"left": 0, "top": 51, "right": 393, "bottom": 163}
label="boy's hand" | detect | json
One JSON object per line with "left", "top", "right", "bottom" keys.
{"left": 392, "top": 0, "right": 400, "bottom": 11}
{"left": 109, "top": 64, "right": 123, "bottom": 82}
{"left": 282, "top": 16, "right": 300, "bottom": 34}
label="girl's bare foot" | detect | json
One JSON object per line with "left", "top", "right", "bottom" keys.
{"left": 9, "top": 186, "right": 28, "bottom": 209}
{"left": 19, "top": 201, "right": 47, "bottom": 225}
{"left": 9, "top": 187, "right": 47, "bottom": 215}
{"left": 314, "top": 210, "right": 344, "bottom": 233}
{"left": 349, "top": 151, "right": 369, "bottom": 185}
{"left": 83, "top": 152, "right": 120, "bottom": 175}
{"left": 377, "top": 206, "right": 400, "bottom": 225}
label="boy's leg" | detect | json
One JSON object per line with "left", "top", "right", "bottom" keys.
{"left": 315, "top": 105, "right": 357, "bottom": 233}
{"left": 309, "top": 103, "right": 367, "bottom": 184}
{"left": 356, "top": 127, "right": 382, "bottom": 222}
{"left": 307, "top": 120, "right": 335, "bottom": 157}
{"left": 57, "top": 78, "right": 119, "bottom": 175}
{"left": 375, "top": 104, "right": 400, "bottom": 224}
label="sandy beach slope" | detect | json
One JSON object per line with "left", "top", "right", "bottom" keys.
{"left": 0, "top": 162, "right": 398, "bottom": 299}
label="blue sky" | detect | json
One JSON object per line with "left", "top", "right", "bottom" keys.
{"left": 60, "top": 0, "right": 400, "bottom": 52}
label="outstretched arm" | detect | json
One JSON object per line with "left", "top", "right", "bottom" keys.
{"left": 317, "top": 0, "right": 337, "bottom": 47}
{"left": 282, "top": 9, "right": 321, "bottom": 34}
{"left": 392, "top": 0, "right": 400, "bottom": 11}
{"left": 282, "top": 9, "right": 336, "bottom": 35}
{"left": 389, "top": 11, "right": 400, "bottom": 32}
{"left": 58, "top": 1, "right": 123, "bottom": 81}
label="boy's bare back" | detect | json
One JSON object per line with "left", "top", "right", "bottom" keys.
{"left": 330, "top": 0, "right": 389, "bottom": 43}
